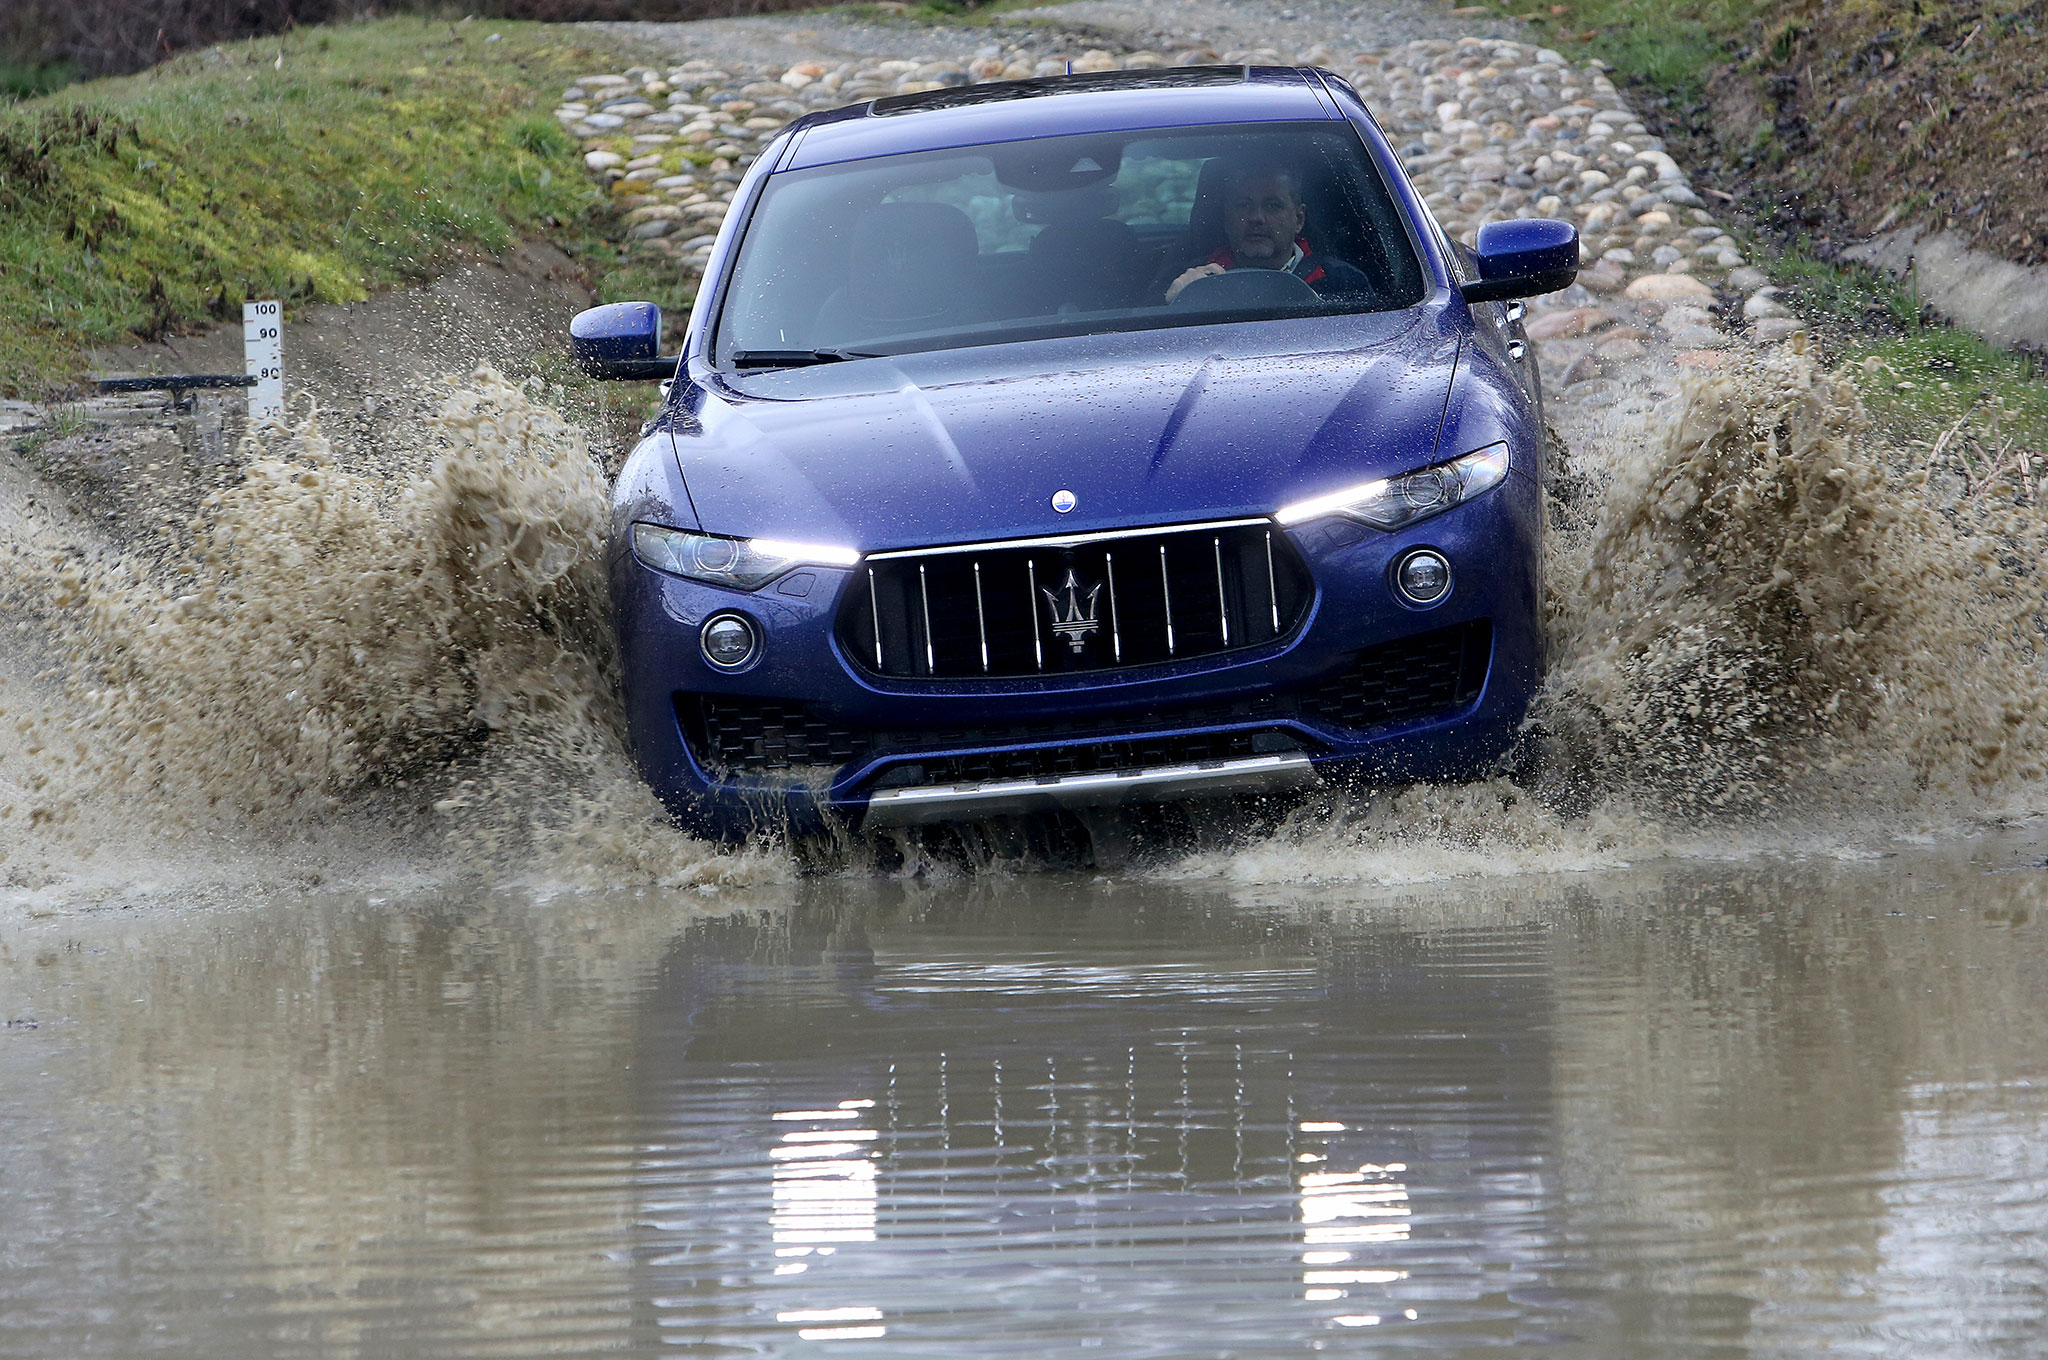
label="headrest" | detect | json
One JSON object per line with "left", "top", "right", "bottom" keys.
{"left": 847, "top": 202, "right": 980, "bottom": 318}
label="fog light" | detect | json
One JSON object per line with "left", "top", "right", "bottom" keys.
{"left": 1395, "top": 549, "right": 1452, "bottom": 605}
{"left": 701, "top": 613, "right": 759, "bottom": 670}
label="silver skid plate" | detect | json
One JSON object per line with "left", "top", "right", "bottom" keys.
{"left": 861, "top": 752, "right": 1317, "bottom": 827}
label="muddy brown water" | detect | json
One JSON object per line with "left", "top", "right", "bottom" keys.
{"left": 3, "top": 831, "right": 2043, "bottom": 1357}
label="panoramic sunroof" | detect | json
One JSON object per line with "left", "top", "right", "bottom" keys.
{"left": 869, "top": 65, "right": 1250, "bottom": 117}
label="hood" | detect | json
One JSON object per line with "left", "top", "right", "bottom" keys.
{"left": 672, "top": 309, "right": 1460, "bottom": 551}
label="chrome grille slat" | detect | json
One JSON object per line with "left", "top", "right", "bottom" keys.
{"left": 1027, "top": 558, "right": 1043, "bottom": 671}
{"left": 1213, "top": 536, "right": 1228, "bottom": 646}
{"left": 1105, "top": 551, "right": 1122, "bottom": 663}
{"left": 918, "top": 563, "right": 935, "bottom": 675}
{"left": 840, "top": 521, "right": 1312, "bottom": 680}
{"left": 972, "top": 560, "right": 989, "bottom": 674}
{"left": 1265, "top": 531, "right": 1279, "bottom": 634}
{"left": 1159, "top": 543, "right": 1175, "bottom": 656}
{"left": 867, "top": 567, "right": 884, "bottom": 670}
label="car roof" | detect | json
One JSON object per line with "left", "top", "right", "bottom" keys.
{"left": 781, "top": 66, "right": 1341, "bottom": 171}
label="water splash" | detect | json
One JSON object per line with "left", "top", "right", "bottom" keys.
{"left": 6, "top": 353, "right": 2046, "bottom": 907}
{"left": 1177, "top": 348, "right": 2048, "bottom": 887}
{"left": 1550, "top": 347, "right": 2048, "bottom": 810}
{"left": 1, "top": 369, "right": 784, "bottom": 911}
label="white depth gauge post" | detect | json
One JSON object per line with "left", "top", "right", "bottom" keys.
{"left": 242, "top": 300, "right": 284, "bottom": 421}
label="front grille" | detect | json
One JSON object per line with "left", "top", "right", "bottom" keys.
{"left": 681, "top": 621, "right": 1491, "bottom": 782}
{"left": 838, "top": 521, "right": 1314, "bottom": 679}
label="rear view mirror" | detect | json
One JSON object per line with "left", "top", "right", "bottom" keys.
{"left": 571, "top": 302, "right": 681, "bottom": 381}
{"left": 1459, "top": 219, "right": 1579, "bottom": 304}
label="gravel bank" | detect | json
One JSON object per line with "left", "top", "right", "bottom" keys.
{"left": 556, "top": 2, "right": 1806, "bottom": 438}
{"left": 586, "top": 0, "right": 1521, "bottom": 70}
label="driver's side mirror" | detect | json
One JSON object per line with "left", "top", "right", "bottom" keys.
{"left": 1459, "top": 219, "right": 1579, "bottom": 304}
{"left": 570, "top": 302, "right": 682, "bottom": 381}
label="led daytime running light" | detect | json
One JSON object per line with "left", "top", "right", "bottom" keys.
{"left": 1274, "top": 443, "right": 1510, "bottom": 530}
{"left": 631, "top": 523, "right": 860, "bottom": 590}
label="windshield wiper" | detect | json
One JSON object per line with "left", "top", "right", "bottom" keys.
{"left": 728, "top": 348, "right": 876, "bottom": 369}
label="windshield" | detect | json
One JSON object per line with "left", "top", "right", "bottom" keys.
{"left": 713, "top": 121, "right": 1426, "bottom": 365}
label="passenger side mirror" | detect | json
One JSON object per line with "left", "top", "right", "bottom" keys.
{"left": 1459, "top": 219, "right": 1579, "bottom": 304}
{"left": 570, "top": 302, "right": 682, "bottom": 381}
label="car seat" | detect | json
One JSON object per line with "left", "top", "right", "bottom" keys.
{"left": 1181, "top": 155, "right": 1235, "bottom": 261}
{"left": 1002, "top": 185, "right": 1137, "bottom": 315}
{"left": 812, "top": 201, "right": 982, "bottom": 345}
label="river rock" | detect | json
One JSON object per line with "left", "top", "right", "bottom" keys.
{"left": 1668, "top": 325, "right": 1730, "bottom": 349}
{"left": 1625, "top": 273, "right": 1716, "bottom": 302}
{"left": 1525, "top": 306, "right": 1611, "bottom": 339}
{"left": 1578, "top": 262, "right": 1627, "bottom": 293}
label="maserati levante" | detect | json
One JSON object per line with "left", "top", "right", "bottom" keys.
{"left": 572, "top": 66, "right": 1578, "bottom": 842}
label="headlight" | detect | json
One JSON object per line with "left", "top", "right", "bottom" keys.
{"left": 631, "top": 523, "right": 859, "bottom": 590}
{"left": 1274, "top": 443, "right": 1511, "bottom": 530}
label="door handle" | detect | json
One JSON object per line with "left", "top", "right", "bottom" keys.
{"left": 1507, "top": 339, "right": 1527, "bottom": 361}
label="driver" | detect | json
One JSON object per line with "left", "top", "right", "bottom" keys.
{"left": 1163, "top": 163, "right": 1371, "bottom": 303}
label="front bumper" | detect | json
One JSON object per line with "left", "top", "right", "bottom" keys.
{"left": 863, "top": 751, "right": 1318, "bottom": 827}
{"left": 612, "top": 472, "right": 1544, "bottom": 841}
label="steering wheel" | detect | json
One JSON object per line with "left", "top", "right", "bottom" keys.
{"left": 1168, "top": 268, "right": 1323, "bottom": 311}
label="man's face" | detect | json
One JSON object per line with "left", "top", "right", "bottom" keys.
{"left": 1222, "top": 174, "right": 1305, "bottom": 266}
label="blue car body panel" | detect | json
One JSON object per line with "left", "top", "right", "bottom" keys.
{"left": 671, "top": 312, "right": 1461, "bottom": 550}
{"left": 607, "top": 68, "right": 1553, "bottom": 840}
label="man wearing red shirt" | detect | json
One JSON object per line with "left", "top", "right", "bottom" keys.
{"left": 1164, "top": 164, "right": 1371, "bottom": 303}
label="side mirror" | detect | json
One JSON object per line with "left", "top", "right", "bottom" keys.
{"left": 570, "top": 302, "right": 682, "bottom": 381}
{"left": 1459, "top": 218, "right": 1579, "bottom": 304}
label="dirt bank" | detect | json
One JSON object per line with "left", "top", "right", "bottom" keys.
{"left": 1612, "top": 0, "right": 2048, "bottom": 351}
{"left": 9, "top": 241, "right": 600, "bottom": 560}
{"left": 86, "top": 240, "right": 592, "bottom": 416}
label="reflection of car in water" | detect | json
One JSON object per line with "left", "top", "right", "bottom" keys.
{"left": 575, "top": 66, "right": 1579, "bottom": 844}
{"left": 627, "top": 899, "right": 1553, "bottom": 1349}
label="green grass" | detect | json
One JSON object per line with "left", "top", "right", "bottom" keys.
{"left": 1711, "top": 117, "right": 2042, "bottom": 456}
{"left": 1, "top": 58, "right": 79, "bottom": 99}
{"left": 1728, "top": 222, "right": 2048, "bottom": 455}
{"left": 1462, "top": 0, "right": 1775, "bottom": 94}
{"left": 0, "top": 18, "right": 640, "bottom": 399}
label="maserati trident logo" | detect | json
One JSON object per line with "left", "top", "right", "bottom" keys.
{"left": 1041, "top": 568, "right": 1103, "bottom": 653}
{"left": 1051, "top": 488, "right": 1076, "bottom": 514}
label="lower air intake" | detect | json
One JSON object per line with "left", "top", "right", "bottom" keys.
{"left": 681, "top": 621, "right": 1491, "bottom": 782}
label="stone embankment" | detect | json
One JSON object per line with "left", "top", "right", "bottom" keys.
{"left": 559, "top": 33, "right": 1808, "bottom": 417}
